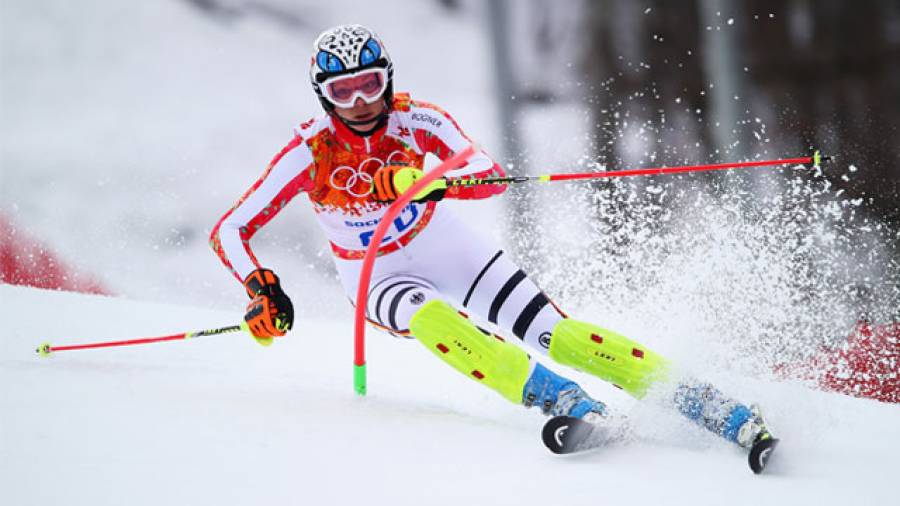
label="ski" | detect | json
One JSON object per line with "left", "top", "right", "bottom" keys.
{"left": 748, "top": 436, "right": 779, "bottom": 474}
{"left": 544, "top": 415, "right": 781, "bottom": 475}
{"left": 541, "top": 415, "right": 621, "bottom": 454}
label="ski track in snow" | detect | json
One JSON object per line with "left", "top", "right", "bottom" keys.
{"left": 1, "top": 284, "right": 896, "bottom": 506}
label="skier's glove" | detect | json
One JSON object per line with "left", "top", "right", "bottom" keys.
{"left": 242, "top": 268, "right": 294, "bottom": 346}
{"left": 372, "top": 165, "right": 447, "bottom": 202}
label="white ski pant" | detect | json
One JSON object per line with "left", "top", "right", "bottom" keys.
{"left": 332, "top": 207, "right": 563, "bottom": 354}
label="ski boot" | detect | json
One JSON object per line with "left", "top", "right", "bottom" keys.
{"left": 526, "top": 363, "right": 628, "bottom": 454}
{"left": 673, "top": 381, "right": 764, "bottom": 442}
{"left": 674, "top": 382, "right": 779, "bottom": 473}
{"left": 523, "top": 362, "right": 607, "bottom": 421}
{"left": 735, "top": 404, "right": 771, "bottom": 448}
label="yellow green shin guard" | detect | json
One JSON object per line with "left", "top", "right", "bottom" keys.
{"left": 409, "top": 300, "right": 531, "bottom": 404}
{"left": 548, "top": 319, "right": 669, "bottom": 398}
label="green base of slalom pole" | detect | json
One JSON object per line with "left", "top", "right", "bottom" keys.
{"left": 354, "top": 363, "right": 367, "bottom": 396}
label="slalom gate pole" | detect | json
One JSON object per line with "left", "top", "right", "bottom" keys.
{"left": 353, "top": 143, "right": 480, "bottom": 396}
{"left": 36, "top": 323, "right": 248, "bottom": 356}
{"left": 444, "top": 151, "right": 829, "bottom": 189}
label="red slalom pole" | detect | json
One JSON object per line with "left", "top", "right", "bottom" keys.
{"left": 353, "top": 143, "right": 479, "bottom": 396}
{"left": 445, "top": 152, "right": 829, "bottom": 188}
{"left": 36, "top": 323, "right": 247, "bottom": 356}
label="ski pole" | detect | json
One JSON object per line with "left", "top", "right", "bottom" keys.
{"left": 444, "top": 151, "right": 830, "bottom": 188}
{"left": 36, "top": 322, "right": 249, "bottom": 356}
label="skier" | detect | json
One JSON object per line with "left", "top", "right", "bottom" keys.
{"left": 211, "top": 24, "right": 775, "bottom": 464}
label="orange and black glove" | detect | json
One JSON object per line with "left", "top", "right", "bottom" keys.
{"left": 372, "top": 165, "right": 447, "bottom": 202}
{"left": 242, "top": 268, "right": 294, "bottom": 346}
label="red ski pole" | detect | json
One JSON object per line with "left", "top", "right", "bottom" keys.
{"left": 444, "top": 151, "right": 829, "bottom": 188}
{"left": 36, "top": 322, "right": 248, "bottom": 356}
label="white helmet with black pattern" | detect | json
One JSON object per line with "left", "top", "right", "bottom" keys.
{"left": 310, "top": 24, "right": 394, "bottom": 113}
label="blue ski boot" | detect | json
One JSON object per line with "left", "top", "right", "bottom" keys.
{"left": 674, "top": 382, "right": 780, "bottom": 473}
{"left": 732, "top": 404, "right": 775, "bottom": 448}
{"left": 522, "top": 363, "right": 607, "bottom": 421}
{"left": 673, "top": 382, "right": 775, "bottom": 446}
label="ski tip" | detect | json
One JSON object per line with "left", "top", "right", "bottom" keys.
{"left": 542, "top": 416, "right": 574, "bottom": 454}
{"left": 748, "top": 437, "right": 779, "bottom": 474}
{"left": 542, "top": 416, "right": 593, "bottom": 455}
{"left": 36, "top": 342, "right": 53, "bottom": 357}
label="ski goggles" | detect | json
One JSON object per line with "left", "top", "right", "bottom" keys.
{"left": 320, "top": 67, "right": 389, "bottom": 108}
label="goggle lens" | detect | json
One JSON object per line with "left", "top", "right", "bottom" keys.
{"left": 324, "top": 70, "right": 387, "bottom": 107}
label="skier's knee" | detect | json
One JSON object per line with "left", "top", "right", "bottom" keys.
{"left": 367, "top": 275, "right": 437, "bottom": 333}
{"left": 547, "top": 318, "right": 670, "bottom": 398}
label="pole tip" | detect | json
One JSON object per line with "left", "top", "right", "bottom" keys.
{"left": 36, "top": 342, "right": 52, "bottom": 356}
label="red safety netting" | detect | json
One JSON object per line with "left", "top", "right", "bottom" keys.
{"left": 775, "top": 320, "right": 899, "bottom": 404}
{"left": 0, "top": 213, "right": 109, "bottom": 295}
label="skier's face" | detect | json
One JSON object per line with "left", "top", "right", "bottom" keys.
{"left": 333, "top": 97, "right": 387, "bottom": 131}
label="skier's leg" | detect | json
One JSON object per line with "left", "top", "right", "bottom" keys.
{"left": 546, "top": 318, "right": 772, "bottom": 447}
{"left": 366, "top": 274, "right": 605, "bottom": 418}
{"left": 547, "top": 318, "right": 669, "bottom": 397}
{"left": 419, "top": 231, "right": 767, "bottom": 447}
{"left": 356, "top": 211, "right": 767, "bottom": 445}
{"left": 427, "top": 243, "right": 668, "bottom": 396}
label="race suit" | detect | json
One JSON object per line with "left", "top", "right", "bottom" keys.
{"left": 211, "top": 92, "right": 564, "bottom": 352}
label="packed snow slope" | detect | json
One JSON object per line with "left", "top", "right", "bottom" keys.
{"left": 1, "top": 284, "right": 896, "bottom": 506}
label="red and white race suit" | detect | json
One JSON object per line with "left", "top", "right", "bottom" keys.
{"left": 211, "top": 93, "right": 563, "bottom": 352}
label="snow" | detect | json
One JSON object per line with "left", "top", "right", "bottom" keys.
{"left": 2, "top": 284, "right": 897, "bottom": 506}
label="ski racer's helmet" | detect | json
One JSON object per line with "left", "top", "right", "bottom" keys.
{"left": 310, "top": 24, "right": 394, "bottom": 113}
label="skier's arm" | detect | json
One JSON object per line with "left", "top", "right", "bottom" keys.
{"left": 209, "top": 136, "right": 315, "bottom": 283}
{"left": 408, "top": 102, "right": 506, "bottom": 200}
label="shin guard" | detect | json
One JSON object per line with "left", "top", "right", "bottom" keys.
{"left": 409, "top": 300, "right": 531, "bottom": 403}
{"left": 549, "top": 319, "right": 669, "bottom": 398}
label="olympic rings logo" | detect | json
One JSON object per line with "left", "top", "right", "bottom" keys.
{"left": 329, "top": 163, "right": 374, "bottom": 197}
{"left": 329, "top": 151, "right": 411, "bottom": 197}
